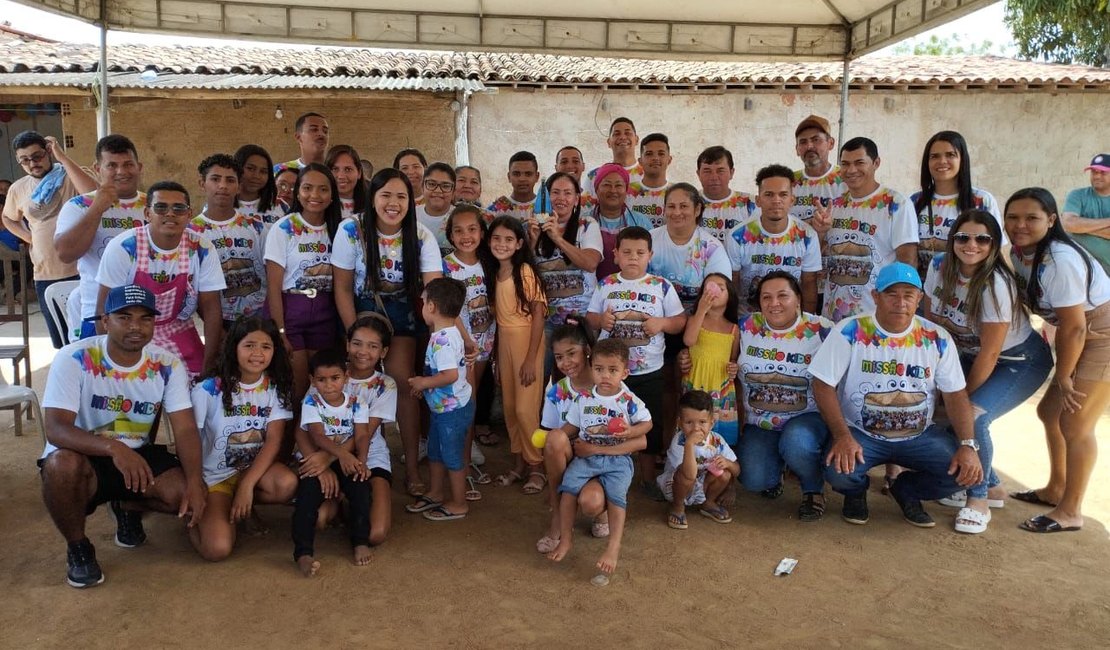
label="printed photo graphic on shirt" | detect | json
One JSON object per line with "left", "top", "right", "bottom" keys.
{"left": 92, "top": 413, "right": 155, "bottom": 443}
{"left": 296, "top": 252, "right": 333, "bottom": 292}
{"left": 576, "top": 397, "right": 640, "bottom": 446}
{"left": 467, "top": 295, "right": 493, "bottom": 337}
{"left": 536, "top": 257, "right": 585, "bottom": 300}
{"left": 611, "top": 309, "right": 650, "bottom": 347}
{"left": 860, "top": 389, "right": 928, "bottom": 439}
{"left": 826, "top": 239, "right": 873, "bottom": 287}
{"left": 224, "top": 427, "right": 265, "bottom": 470}
{"left": 222, "top": 256, "right": 263, "bottom": 298}
{"left": 743, "top": 371, "right": 808, "bottom": 414}
{"left": 927, "top": 291, "right": 979, "bottom": 351}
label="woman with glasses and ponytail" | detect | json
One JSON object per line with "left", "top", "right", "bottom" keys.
{"left": 923, "top": 209, "right": 1052, "bottom": 534}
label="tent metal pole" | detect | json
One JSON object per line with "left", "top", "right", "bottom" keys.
{"left": 97, "top": 2, "right": 110, "bottom": 138}
{"left": 838, "top": 58, "right": 850, "bottom": 146}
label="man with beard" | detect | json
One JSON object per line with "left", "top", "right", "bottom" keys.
{"left": 2, "top": 131, "right": 93, "bottom": 347}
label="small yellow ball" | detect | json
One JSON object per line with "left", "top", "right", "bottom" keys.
{"left": 531, "top": 429, "right": 548, "bottom": 449}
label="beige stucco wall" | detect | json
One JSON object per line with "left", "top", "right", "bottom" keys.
{"left": 468, "top": 88, "right": 1110, "bottom": 209}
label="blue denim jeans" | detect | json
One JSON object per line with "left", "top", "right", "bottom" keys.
{"left": 738, "top": 412, "right": 830, "bottom": 494}
{"left": 959, "top": 331, "right": 1053, "bottom": 498}
{"left": 824, "top": 424, "right": 963, "bottom": 501}
{"left": 427, "top": 399, "right": 476, "bottom": 471}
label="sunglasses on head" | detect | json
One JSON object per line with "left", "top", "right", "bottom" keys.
{"left": 952, "top": 232, "right": 993, "bottom": 245}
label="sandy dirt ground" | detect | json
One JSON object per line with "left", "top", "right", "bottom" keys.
{"left": 2, "top": 312, "right": 1109, "bottom": 648}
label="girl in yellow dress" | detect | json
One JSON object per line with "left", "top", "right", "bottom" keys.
{"left": 681, "top": 273, "right": 740, "bottom": 446}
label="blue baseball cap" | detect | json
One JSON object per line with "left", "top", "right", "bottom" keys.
{"left": 875, "top": 262, "right": 922, "bottom": 291}
{"left": 102, "top": 285, "right": 160, "bottom": 316}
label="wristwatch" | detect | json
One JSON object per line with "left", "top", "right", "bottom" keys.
{"left": 959, "top": 439, "right": 980, "bottom": 452}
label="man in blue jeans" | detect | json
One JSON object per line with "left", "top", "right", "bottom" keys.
{"left": 809, "top": 262, "right": 982, "bottom": 528}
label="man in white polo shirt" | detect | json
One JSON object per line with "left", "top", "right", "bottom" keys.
{"left": 810, "top": 262, "right": 982, "bottom": 528}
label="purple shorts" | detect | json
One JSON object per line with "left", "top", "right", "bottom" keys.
{"left": 282, "top": 291, "right": 337, "bottom": 351}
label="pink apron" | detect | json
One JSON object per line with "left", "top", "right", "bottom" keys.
{"left": 133, "top": 226, "right": 205, "bottom": 375}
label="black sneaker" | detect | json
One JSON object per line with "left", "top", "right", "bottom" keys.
{"left": 760, "top": 482, "right": 785, "bottom": 499}
{"left": 110, "top": 501, "right": 147, "bottom": 548}
{"left": 890, "top": 480, "right": 936, "bottom": 528}
{"left": 841, "top": 492, "right": 869, "bottom": 525}
{"left": 66, "top": 539, "right": 105, "bottom": 588}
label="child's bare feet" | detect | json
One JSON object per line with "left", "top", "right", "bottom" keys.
{"left": 353, "top": 545, "right": 372, "bottom": 566}
{"left": 719, "top": 482, "right": 737, "bottom": 508}
{"left": 596, "top": 546, "right": 619, "bottom": 575}
{"left": 297, "top": 555, "right": 321, "bottom": 577}
{"left": 547, "top": 537, "right": 572, "bottom": 562}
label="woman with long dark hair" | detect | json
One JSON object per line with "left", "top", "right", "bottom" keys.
{"left": 325, "top": 144, "right": 369, "bottom": 220}
{"left": 234, "top": 144, "right": 283, "bottom": 223}
{"left": 1004, "top": 188, "right": 1110, "bottom": 533}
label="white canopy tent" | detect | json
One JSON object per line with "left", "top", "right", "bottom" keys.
{"left": 13, "top": 0, "right": 998, "bottom": 143}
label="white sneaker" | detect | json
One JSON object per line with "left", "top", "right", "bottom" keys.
{"left": 937, "top": 490, "right": 1005, "bottom": 509}
{"left": 470, "top": 441, "right": 485, "bottom": 466}
{"left": 954, "top": 507, "right": 991, "bottom": 534}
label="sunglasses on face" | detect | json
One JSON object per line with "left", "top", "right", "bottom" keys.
{"left": 150, "top": 203, "right": 191, "bottom": 216}
{"left": 17, "top": 150, "right": 47, "bottom": 166}
{"left": 952, "top": 232, "right": 993, "bottom": 245}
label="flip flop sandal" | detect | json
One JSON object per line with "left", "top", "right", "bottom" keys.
{"left": 494, "top": 470, "right": 522, "bottom": 487}
{"left": 954, "top": 507, "right": 991, "bottom": 534}
{"left": 404, "top": 495, "right": 441, "bottom": 514}
{"left": 535, "top": 534, "right": 561, "bottom": 554}
{"left": 522, "top": 471, "right": 548, "bottom": 495}
{"left": 470, "top": 463, "right": 492, "bottom": 485}
{"left": 1019, "top": 514, "right": 1081, "bottom": 533}
{"left": 465, "top": 477, "right": 483, "bottom": 502}
{"left": 698, "top": 505, "right": 733, "bottom": 524}
{"left": 423, "top": 505, "right": 467, "bottom": 522}
{"left": 591, "top": 519, "right": 610, "bottom": 538}
{"left": 667, "top": 512, "right": 688, "bottom": 530}
{"left": 1011, "top": 489, "right": 1057, "bottom": 507}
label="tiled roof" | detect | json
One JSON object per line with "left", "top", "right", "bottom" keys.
{"left": 1, "top": 34, "right": 1108, "bottom": 89}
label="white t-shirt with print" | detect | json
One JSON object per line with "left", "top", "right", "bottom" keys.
{"left": 443, "top": 253, "right": 496, "bottom": 360}
{"left": 347, "top": 371, "right": 397, "bottom": 472}
{"left": 648, "top": 225, "right": 732, "bottom": 312}
{"left": 588, "top": 272, "right": 684, "bottom": 375}
{"left": 192, "top": 376, "right": 293, "bottom": 486}
{"left": 487, "top": 195, "right": 536, "bottom": 221}
{"left": 534, "top": 216, "right": 604, "bottom": 326}
{"left": 628, "top": 180, "right": 670, "bottom": 229}
{"left": 791, "top": 166, "right": 846, "bottom": 224}
{"left": 541, "top": 377, "right": 594, "bottom": 430}
{"left": 809, "top": 314, "right": 965, "bottom": 441}
{"left": 55, "top": 191, "right": 147, "bottom": 321}
{"left": 340, "top": 197, "right": 357, "bottom": 221}
{"left": 657, "top": 429, "right": 738, "bottom": 497}
{"left": 188, "top": 212, "right": 268, "bottom": 321}
{"left": 823, "top": 186, "right": 919, "bottom": 322}
{"left": 96, "top": 225, "right": 227, "bottom": 321}
{"left": 564, "top": 384, "right": 651, "bottom": 447}
{"left": 41, "top": 337, "right": 191, "bottom": 458}
{"left": 1011, "top": 240, "right": 1110, "bottom": 324}
{"left": 700, "top": 190, "right": 756, "bottom": 243}
{"left": 263, "top": 212, "right": 333, "bottom": 293}
{"left": 726, "top": 216, "right": 822, "bottom": 313}
{"left": 331, "top": 219, "right": 441, "bottom": 300}
{"left": 236, "top": 197, "right": 285, "bottom": 224}
{"left": 300, "top": 389, "right": 367, "bottom": 446}
{"left": 416, "top": 205, "right": 453, "bottom": 256}
{"left": 423, "top": 326, "right": 472, "bottom": 413}
{"left": 738, "top": 312, "right": 832, "bottom": 431}
{"left": 911, "top": 187, "right": 1003, "bottom": 272}
{"left": 923, "top": 254, "right": 1032, "bottom": 354}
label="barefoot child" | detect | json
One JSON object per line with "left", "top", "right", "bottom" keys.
{"left": 291, "top": 349, "right": 371, "bottom": 575}
{"left": 405, "top": 277, "right": 475, "bottom": 521}
{"left": 535, "top": 316, "right": 601, "bottom": 554}
{"left": 548, "top": 339, "right": 652, "bottom": 577}
{"left": 658, "top": 390, "right": 739, "bottom": 529}
{"left": 190, "top": 318, "right": 298, "bottom": 561}
{"left": 345, "top": 315, "right": 397, "bottom": 545}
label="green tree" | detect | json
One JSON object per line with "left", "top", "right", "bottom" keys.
{"left": 1005, "top": 0, "right": 1110, "bottom": 66}
{"left": 892, "top": 34, "right": 998, "bottom": 55}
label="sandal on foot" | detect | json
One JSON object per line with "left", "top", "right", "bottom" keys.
{"left": 938, "top": 490, "right": 1005, "bottom": 509}
{"left": 798, "top": 493, "right": 826, "bottom": 522}
{"left": 591, "top": 519, "right": 610, "bottom": 538}
{"left": 535, "top": 534, "right": 561, "bottom": 554}
{"left": 698, "top": 505, "right": 733, "bottom": 524}
{"left": 422, "top": 505, "right": 467, "bottom": 522}
{"left": 470, "top": 463, "right": 492, "bottom": 485}
{"left": 667, "top": 512, "right": 688, "bottom": 530}
{"left": 494, "top": 470, "right": 522, "bottom": 487}
{"left": 465, "top": 477, "right": 483, "bottom": 502}
{"left": 954, "top": 507, "right": 991, "bottom": 534}
{"left": 1011, "top": 489, "right": 1057, "bottom": 507}
{"left": 760, "top": 482, "right": 784, "bottom": 500}
{"left": 404, "top": 495, "right": 441, "bottom": 514}
{"left": 522, "top": 471, "right": 547, "bottom": 495}
{"left": 1019, "top": 514, "right": 1081, "bottom": 533}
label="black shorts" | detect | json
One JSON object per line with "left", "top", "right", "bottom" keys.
{"left": 370, "top": 467, "right": 393, "bottom": 485}
{"left": 39, "top": 445, "right": 181, "bottom": 515}
{"left": 663, "top": 332, "right": 685, "bottom": 363}
{"left": 625, "top": 368, "right": 665, "bottom": 454}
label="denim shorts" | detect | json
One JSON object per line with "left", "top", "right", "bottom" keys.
{"left": 360, "top": 293, "right": 427, "bottom": 338}
{"left": 427, "top": 399, "right": 475, "bottom": 471}
{"left": 558, "top": 454, "right": 634, "bottom": 509}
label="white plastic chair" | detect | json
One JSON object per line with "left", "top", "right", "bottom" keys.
{"left": 0, "top": 371, "right": 44, "bottom": 440}
{"left": 44, "top": 280, "right": 80, "bottom": 346}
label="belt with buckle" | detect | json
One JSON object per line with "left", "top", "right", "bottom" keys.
{"left": 284, "top": 288, "right": 317, "bottom": 299}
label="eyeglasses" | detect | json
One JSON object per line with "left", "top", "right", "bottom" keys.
{"left": 423, "top": 180, "right": 455, "bottom": 192}
{"left": 150, "top": 203, "right": 192, "bottom": 216}
{"left": 952, "top": 232, "right": 993, "bottom": 245}
{"left": 16, "top": 150, "right": 47, "bottom": 166}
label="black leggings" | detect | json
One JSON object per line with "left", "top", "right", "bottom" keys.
{"left": 291, "top": 460, "right": 371, "bottom": 559}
